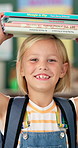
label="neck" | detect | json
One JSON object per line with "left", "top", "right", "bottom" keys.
{"left": 28, "top": 90, "right": 54, "bottom": 107}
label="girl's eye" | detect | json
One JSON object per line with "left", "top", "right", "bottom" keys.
{"left": 48, "top": 59, "right": 57, "bottom": 62}
{"left": 30, "top": 58, "right": 38, "bottom": 62}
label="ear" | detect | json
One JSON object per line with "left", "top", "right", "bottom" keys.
{"left": 16, "top": 61, "right": 25, "bottom": 77}
{"left": 60, "top": 62, "right": 69, "bottom": 78}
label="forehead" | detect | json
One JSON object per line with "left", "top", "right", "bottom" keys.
{"left": 25, "top": 39, "right": 60, "bottom": 55}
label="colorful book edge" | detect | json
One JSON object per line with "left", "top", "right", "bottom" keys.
{"left": 3, "top": 12, "right": 78, "bottom": 20}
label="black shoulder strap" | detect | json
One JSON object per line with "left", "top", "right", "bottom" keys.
{"left": 3, "top": 95, "right": 29, "bottom": 148}
{"left": 54, "top": 97, "right": 77, "bottom": 148}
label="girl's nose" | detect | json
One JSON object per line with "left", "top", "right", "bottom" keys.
{"left": 39, "top": 67, "right": 47, "bottom": 70}
{"left": 39, "top": 62, "right": 48, "bottom": 71}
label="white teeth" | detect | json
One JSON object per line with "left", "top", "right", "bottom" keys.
{"left": 36, "top": 75, "right": 49, "bottom": 79}
{"left": 46, "top": 76, "right": 49, "bottom": 79}
{"left": 40, "top": 75, "right": 43, "bottom": 79}
{"left": 36, "top": 75, "right": 39, "bottom": 79}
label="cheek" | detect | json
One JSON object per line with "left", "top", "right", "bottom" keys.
{"left": 23, "top": 63, "right": 35, "bottom": 75}
{"left": 50, "top": 63, "right": 60, "bottom": 71}
{"left": 51, "top": 65, "right": 62, "bottom": 76}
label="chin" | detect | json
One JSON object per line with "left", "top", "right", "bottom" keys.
{"left": 35, "top": 86, "right": 52, "bottom": 92}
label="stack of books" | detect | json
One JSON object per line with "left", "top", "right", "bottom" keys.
{"left": 1, "top": 11, "right": 78, "bottom": 39}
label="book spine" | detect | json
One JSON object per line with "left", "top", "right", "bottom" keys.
{"left": 4, "top": 22, "right": 78, "bottom": 30}
{"left": 4, "top": 12, "right": 78, "bottom": 20}
{"left": 4, "top": 17, "right": 78, "bottom": 25}
{"left": 2, "top": 15, "right": 78, "bottom": 24}
{"left": 4, "top": 26, "right": 78, "bottom": 35}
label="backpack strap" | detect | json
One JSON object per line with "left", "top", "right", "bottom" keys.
{"left": 3, "top": 97, "right": 14, "bottom": 147}
{"left": 3, "top": 95, "right": 29, "bottom": 148}
{"left": 54, "top": 97, "right": 77, "bottom": 148}
{"left": 3, "top": 95, "right": 77, "bottom": 148}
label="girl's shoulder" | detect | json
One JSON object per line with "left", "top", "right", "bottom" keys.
{"left": 70, "top": 97, "right": 78, "bottom": 119}
{"left": 74, "top": 97, "right": 78, "bottom": 119}
{"left": 73, "top": 96, "right": 78, "bottom": 105}
{"left": 0, "top": 93, "right": 10, "bottom": 134}
{"left": 72, "top": 97, "right": 78, "bottom": 144}
{"left": 0, "top": 93, "right": 10, "bottom": 118}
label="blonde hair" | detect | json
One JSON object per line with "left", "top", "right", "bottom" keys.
{"left": 16, "top": 34, "right": 70, "bottom": 95}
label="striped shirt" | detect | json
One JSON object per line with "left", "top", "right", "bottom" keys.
{"left": 17, "top": 99, "right": 68, "bottom": 147}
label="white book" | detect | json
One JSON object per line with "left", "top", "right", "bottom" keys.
{"left": 4, "top": 26, "right": 78, "bottom": 39}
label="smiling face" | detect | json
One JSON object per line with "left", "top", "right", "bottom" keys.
{"left": 20, "top": 39, "right": 68, "bottom": 95}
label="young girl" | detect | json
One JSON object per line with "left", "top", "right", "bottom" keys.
{"left": 0, "top": 15, "right": 78, "bottom": 148}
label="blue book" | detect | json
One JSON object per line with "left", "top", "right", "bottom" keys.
{"left": 4, "top": 12, "right": 78, "bottom": 20}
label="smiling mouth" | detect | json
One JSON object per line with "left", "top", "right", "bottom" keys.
{"left": 34, "top": 74, "right": 50, "bottom": 80}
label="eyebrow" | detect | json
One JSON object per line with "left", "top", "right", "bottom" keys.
{"left": 26, "top": 52, "right": 59, "bottom": 58}
{"left": 27, "top": 54, "right": 40, "bottom": 57}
